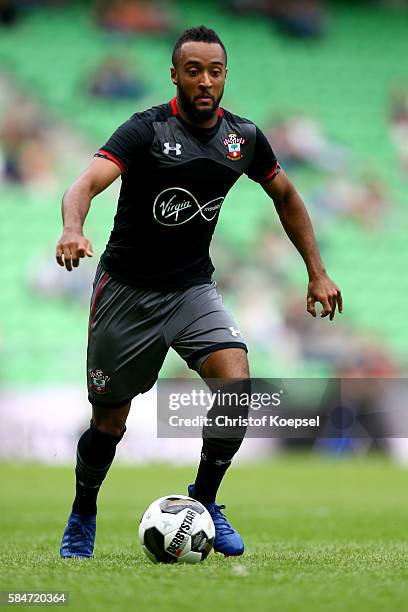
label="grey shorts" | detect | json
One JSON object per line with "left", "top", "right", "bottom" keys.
{"left": 87, "top": 263, "right": 247, "bottom": 407}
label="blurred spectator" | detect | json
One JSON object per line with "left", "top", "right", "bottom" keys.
{"left": 269, "top": 0, "right": 326, "bottom": 38}
{"left": 93, "top": 0, "right": 175, "bottom": 35}
{"left": 88, "top": 55, "right": 147, "bottom": 100}
{"left": 311, "top": 174, "right": 387, "bottom": 229}
{"left": 0, "top": 0, "right": 19, "bottom": 26}
{"left": 266, "top": 113, "right": 387, "bottom": 229}
{"left": 390, "top": 87, "right": 408, "bottom": 174}
{"left": 282, "top": 293, "right": 349, "bottom": 365}
{"left": 336, "top": 339, "right": 400, "bottom": 378}
{"left": 267, "top": 114, "right": 348, "bottom": 172}
{"left": 235, "top": 268, "right": 296, "bottom": 355}
{"left": 225, "top": 0, "right": 326, "bottom": 39}
{"left": 28, "top": 253, "right": 96, "bottom": 306}
{"left": 0, "top": 99, "right": 54, "bottom": 186}
{"left": 282, "top": 294, "right": 401, "bottom": 377}
{"left": 254, "top": 220, "right": 298, "bottom": 281}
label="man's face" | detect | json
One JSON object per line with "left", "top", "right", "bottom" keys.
{"left": 171, "top": 41, "right": 227, "bottom": 123}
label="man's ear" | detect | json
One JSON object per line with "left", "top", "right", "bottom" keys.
{"left": 170, "top": 66, "right": 177, "bottom": 85}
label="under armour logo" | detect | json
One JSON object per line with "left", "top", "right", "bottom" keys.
{"left": 215, "top": 458, "right": 232, "bottom": 466}
{"left": 163, "top": 142, "right": 182, "bottom": 155}
{"left": 229, "top": 326, "right": 242, "bottom": 337}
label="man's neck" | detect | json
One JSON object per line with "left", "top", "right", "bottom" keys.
{"left": 176, "top": 96, "right": 218, "bottom": 129}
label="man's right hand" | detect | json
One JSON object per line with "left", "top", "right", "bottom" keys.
{"left": 56, "top": 231, "right": 93, "bottom": 271}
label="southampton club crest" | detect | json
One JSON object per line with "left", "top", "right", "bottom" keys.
{"left": 89, "top": 369, "right": 110, "bottom": 394}
{"left": 223, "top": 132, "right": 246, "bottom": 160}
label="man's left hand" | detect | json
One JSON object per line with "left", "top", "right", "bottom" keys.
{"left": 307, "top": 274, "right": 343, "bottom": 321}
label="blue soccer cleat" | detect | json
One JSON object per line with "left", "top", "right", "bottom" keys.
{"left": 188, "top": 485, "right": 244, "bottom": 556}
{"left": 60, "top": 512, "right": 96, "bottom": 558}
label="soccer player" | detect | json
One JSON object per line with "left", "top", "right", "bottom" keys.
{"left": 57, "top": 26, "right": 342, "bottom": 558}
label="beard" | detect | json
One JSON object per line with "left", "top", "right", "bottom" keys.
{"left": 177, "top": 83, "right": 224, "bottom": 124}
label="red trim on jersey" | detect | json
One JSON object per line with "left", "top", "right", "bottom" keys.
{"left": 88, "top": 272, "right": 109, "bottom": 340}
{"left": 171, "top": 97, "right": 178, "bottom": 115}
{"left": 171, "top": 96, "right": 223, "bottom": 118}
{"left": 258, "top": 161, "right": 279, "bottom": 183}
{"left": 96, "top": 149, "right": 125, "bottom": 173}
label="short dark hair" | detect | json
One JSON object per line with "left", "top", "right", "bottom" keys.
{"left": 172, "top": 25, "right": 227, "bottom": 67}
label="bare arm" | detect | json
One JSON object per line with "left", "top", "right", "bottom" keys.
{"left": 262, "top": 169, "right": 342, "bottom": 320}
{"left": 56, "top": 157, "right": 121, "bottom": 271}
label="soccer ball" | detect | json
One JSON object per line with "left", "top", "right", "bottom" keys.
{"left": 139, "top": 495, "right": 215, "bottom": 563}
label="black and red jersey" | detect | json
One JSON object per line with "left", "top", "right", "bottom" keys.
{"left": 95, "top": 97, "right": 280, "bottom": 288}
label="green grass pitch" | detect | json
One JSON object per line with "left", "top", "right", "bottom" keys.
{"left": 1, "top": 456, "right": 408, "bottom": 612}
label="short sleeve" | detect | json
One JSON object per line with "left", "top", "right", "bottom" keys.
{"left": 94, "top": 115, "right": 153, "bottom": 173}
{"left": 245, "top": 125, "right": 281, "bottom": 183}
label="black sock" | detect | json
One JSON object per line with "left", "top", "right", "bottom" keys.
{"left": 72, "top": 420, "right": 125, "bottom": 516}
{"left": 192, "top": 379, "right": 250, "bottom": 504}
{"left": 192, "top": 451, "right": 233, "bottom": 504}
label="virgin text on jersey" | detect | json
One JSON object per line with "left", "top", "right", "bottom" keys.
{"left": 153, "top": 187, "right": 224, "bottom": 227}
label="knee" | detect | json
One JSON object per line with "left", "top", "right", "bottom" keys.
{"left": 93, "top": 421, "right": 126, "bottom": 438}
{"left": 92, "top": 402, "right": 130, "bottom": 437}
{"left": 201, "top": 348, "right": 250, "bottom": 379}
